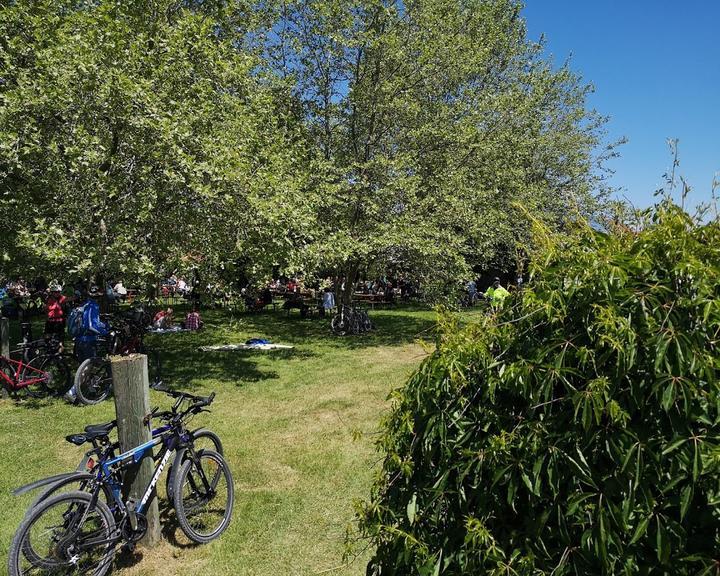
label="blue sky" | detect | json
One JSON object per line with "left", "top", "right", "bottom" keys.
{"left": 522, "top": 1, "right": 719, "bottom": 210}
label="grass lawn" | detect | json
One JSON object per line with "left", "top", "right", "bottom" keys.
{"left": 0, "top": 304, "right": 438, "bottom": 575}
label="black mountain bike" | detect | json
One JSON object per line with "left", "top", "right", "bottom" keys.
{"left": 74, "top": 311, "right": 160, "bottom": 405}
{"left": 8, "top": 390, "right": 233, "bottom": 576}
{"left": 331, "top": 304, "right": 373, "bottom": 335}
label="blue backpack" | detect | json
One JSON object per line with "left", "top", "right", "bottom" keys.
{"left": 67, "top": 304, "right": 86, "bottom": 337}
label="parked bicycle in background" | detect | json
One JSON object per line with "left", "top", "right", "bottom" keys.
{"left": 331, "top": 304, "right": 373, "bottom": 336}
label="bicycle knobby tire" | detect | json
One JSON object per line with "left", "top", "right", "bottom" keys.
{"left": 8, "top": 490, "right": 116, "bottom": 576}
{"left": 74, "top": 358, "right": 112, "bottom": 405}
{"left": 172, "top": 449, "right": 234, "bottom": 544}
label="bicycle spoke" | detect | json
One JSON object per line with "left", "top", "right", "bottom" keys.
{"left": 13, "top": 494, "right": 115, "bottom": 576}
{"left": 176, "top": 453, "right": 231, "bottom": 540}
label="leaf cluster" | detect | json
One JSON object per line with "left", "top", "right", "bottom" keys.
{"left": 356, "top": 201, "right": 720, "bottom": 575}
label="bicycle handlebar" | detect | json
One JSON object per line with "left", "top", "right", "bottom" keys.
{"left": 151, "top": 382, "right": 214, "bottom": 406}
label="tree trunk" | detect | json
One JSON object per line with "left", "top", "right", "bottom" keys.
{"left": 112, "top": 354, "right": 161, "bottom": 547}
{"left": 341, "top": 263, "right": 359, "bottom": 305}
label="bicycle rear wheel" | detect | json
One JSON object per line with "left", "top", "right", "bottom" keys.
{"left": 74, "top": 358, "right": 112, "bottom": 405}
{"left": 9, "top": 490, "right": 116, "bottom": 576}
{"left": 173, "top": 449, "right": 234, "bottom": 544}
{"left": 27, "top": 354, "right": 71, "bottom": 396}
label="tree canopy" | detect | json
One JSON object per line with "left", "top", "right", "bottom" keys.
{"left": 0, "top": 0, "right": 316, "bottom": 284}
{"left": 1, "top": 0, "right": 615, "bottom": 295}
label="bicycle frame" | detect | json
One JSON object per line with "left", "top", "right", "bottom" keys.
{"left": 101, "top": 435, "right": 172, "bottom": 514}
{"left": 99, "top": 424, "right": 212, "bottom": 516}
{"left": 71, "top": 431, "right": 212, "bottom": 551}
{"left": 0, "top": 356, "right": 48, "bottom": 390}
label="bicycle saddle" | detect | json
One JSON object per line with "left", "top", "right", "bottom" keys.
{"left": 84, "top": 420, "right": 116, "bottom": 435}
{"left": 66, "top": 421, "right": 116, "bottom": 445}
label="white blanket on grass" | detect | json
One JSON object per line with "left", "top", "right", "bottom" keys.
{"left": 199, "top": 343, "right": 294, "bottom": 352}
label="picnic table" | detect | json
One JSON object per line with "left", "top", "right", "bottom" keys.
{"left": 353, "top": 292, "right": 395, "bottom": 309}
{"left": 282, "top": 296, "right": 324, "bottom": 318}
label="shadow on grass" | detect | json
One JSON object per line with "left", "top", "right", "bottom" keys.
{"left": 12, "top": 396, "right": 63, "bottom": 410}
{"left": 228, "top": 307, "right": 437, "bottom": 350}
{"left": 113, "top": 497, "right": 197, "bottom": 571}
{"left": 3, "top": 304, "right": 437, "bottom": 399}
{"left": 145, "top": 306, "right": 436, "bottom": 391}
{"left": 157, "top": 499, "right": 201, "bottom": 550}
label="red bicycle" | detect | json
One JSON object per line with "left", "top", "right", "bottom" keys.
{"left": 0, "top": 355, "right": 53, "bottom": 398}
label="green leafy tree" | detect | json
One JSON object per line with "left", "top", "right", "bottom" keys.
{"left": 356, "top": 201, "right": 720, "bottom": 574}
{"left": 0, "top": 0, "right": 315, "bottom": 285}
{"left": 263, "top": 0, "right": 613, "bottom": 300}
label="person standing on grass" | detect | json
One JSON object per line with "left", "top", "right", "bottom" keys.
{"left": 75, "top": 292, "right": 109, "bottom": 361}
{"left": 44, "top": 281, "right": 68, "bottom": 343}
{"left": 466, "top": 278, "right": 477, "bottom": 304}
{"left": 485, "top": 277, "right": 510, "bottom": 308}
{"left": 322, "top": 287, "right": 335, "bottom": 313}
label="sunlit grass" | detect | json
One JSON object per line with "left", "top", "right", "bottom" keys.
{"left": 0, "top": 305, "right": 436, "bottom": 575}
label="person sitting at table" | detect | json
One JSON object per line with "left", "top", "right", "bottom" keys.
{"left": 260, "top": 286, "right": 273, "bottom": 307}
{"left": 153, "top": 307, "right": 174, "bottom": 329}
{"left": 384, "top": 281, "right": 395, "bottom": 303}
{"left": 113, "top": 280, "right": 128, "bottom": 302}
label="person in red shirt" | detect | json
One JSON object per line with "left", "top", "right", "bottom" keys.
{"left": 45, "top": 281, "right": 68, "bottom": 339}
{"left": 153, "top": 308, "right": 174, "bottom": 329}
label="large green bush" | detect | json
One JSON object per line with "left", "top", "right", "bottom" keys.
{"left": 356, "top": 203, "right": 720, "bottom": 575}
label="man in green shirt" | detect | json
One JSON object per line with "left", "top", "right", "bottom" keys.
{"left": 485, "top": 277, "right": 510, "bottom": 308}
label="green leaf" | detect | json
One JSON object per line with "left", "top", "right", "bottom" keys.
{"left": 661, "top": 380, "right": 675, "bottom": 411}
{"left": 629, "top": 515, "right": 650, "bottom": 545}
{"left": 406, "top": 493, "right": 417, "bottom": 525}
{"left": 655, "top": 516, "right": 670, "bottom": 564}
{"left": 680, "top": 484, "right": 693, "bottom": 520}
{"left": 661, "top": 438, "right": 687, "bottom": 455}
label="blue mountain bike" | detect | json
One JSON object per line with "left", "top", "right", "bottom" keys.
{"left": 14, "top": 388, "right": 224, "bottom": 511}
{"left": 8, "top": 390, "right": 233, "bottom": 576}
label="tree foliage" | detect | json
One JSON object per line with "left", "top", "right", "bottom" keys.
{"left": 263, "top": 0, "right": 612, "bottom": 298}
{"left": 0, "top": 0, "right": 315, "bottom": 283}
{"left": 1, "top": 0, "right": 615, "bottom": 293}
{"left": 356, "top": 201, "right": 720, "bottom": 574}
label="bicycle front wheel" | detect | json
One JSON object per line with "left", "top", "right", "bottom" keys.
{"left": 330, "top": 314, "right": 348, "bottom": 336}
{"left": 166, "top": 429, "right": 225, "bottom": 498}
{"left": 74, "top": 358, "right": 112, "bottom": 405}
{"left": 173, "top": 449, "right": 234, "bottom": 544}
{"left": 9, "top": 490, "right": 116, "bottom": 576}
